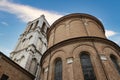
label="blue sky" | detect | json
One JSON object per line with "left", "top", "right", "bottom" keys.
{"left": 0, "top": 0, "right": 120, "bottom": 56}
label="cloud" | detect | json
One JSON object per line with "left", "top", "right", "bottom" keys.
{"left": 0, "top": 0, "right": 63, "bottom": 24}
{"left": 1, "top": 21, "right": 8, "bottom": 26}
{"left": 118, "top": 41, "right": 120, "bottom": 46}
{"left": 0, "top": 46, "right": 11, "bottom": 56}
{"left": 0, "top": 0, "right": 118, "bottom": 37}
{"left": 105, "top": 30, "right": 117, "bottom": 37}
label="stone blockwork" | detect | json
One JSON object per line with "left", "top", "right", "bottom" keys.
{"left": 10, "top": 15, "right": 50, "bottom": 80}
{"left": 0, "top": 52, "right": 34, "bottom": 80}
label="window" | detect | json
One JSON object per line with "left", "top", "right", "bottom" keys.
{"left": 80, "top": 52, "right": 96, "bottom": 80}
{"left": 34, "top": 21, "right": 39, "bottom": 29}
{"left": 29, "top": 36, "right": 32, "bottom": 39}
{"left": 22, "top": 39, "right": 25, "bottom": 42}
{"left": 41, "top": 22, "right": 46, "bottom": 33}
{"left": 110, "top": 54, "right": 120, "bottom": 74}
{"left": 1, "top": 74, "right": 9, "bottom": 80}
{"left": 37, "top": 38, "right": 42, "bottom": 50}
{"left": 54, "top": 58, "right": 62, "bottom": 80}
{"left": 28, "top": 23, "right": 33, "bottom": 31}
{"left": 32, "top": 21, "right": 39, "bottom": 30}
{"left": 29, "top": 58, "right": 37, "bottom": 75}
{"left": 22, "top": 39, "right": 26, "bottom": 48}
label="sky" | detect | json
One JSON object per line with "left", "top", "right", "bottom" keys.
{"left": 0, "top": 0, "right": 120, "bottom": 56}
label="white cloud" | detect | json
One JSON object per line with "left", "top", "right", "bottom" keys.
{"left": 1, "top": 21, "right": 8, "bottom": 26}
{"left": 0, "top": 0, "right": 63, "bottom": 24}
{"left": 105, "top": 30, "right": 117, "bottom": 37}
{"left": 0, "top": 46, "right": 11, "bottom": 56}
{"left": 0, "top": 0, "right": 118, "bottom": 37}
{"left": 118, "top": 41, "right": 120, "bottom": 46}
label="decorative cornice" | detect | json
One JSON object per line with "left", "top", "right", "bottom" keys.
{"left": 40, "top": 37, "right": 120, "bottom": 66}
{"left": 27, "top": 44, "right": 42, "bottom": 56}
{"left": 11, "top": 44, "right": 42, "bottom": 56}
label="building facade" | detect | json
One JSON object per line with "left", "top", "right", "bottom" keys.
{"left": 1, "top": 13, "right": 120, "bottom": 80}
{"left": 40, "top": 13, "right": 120, "bottom": 80}
{"left": 10, "top": 15, "right": 50, "bottom": 80}
{"left": 0, "top": 52, "right": 34, "bottom": 80}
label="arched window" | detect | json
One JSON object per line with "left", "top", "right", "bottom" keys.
{"left": 41, "top": 22, "right": 46, "bottom": 33}
{"left": 80, "top": 52, "right": 96, "bottom": 80}
{"left": 29, "top": 35, "right": 33, "bottom": 40}
{"left": 110, "top": 54, "right": 120, "bottom": 74}
{"left": 29, "top": 58, "right": 37, "bottom": 75}
{"left": 34, "top": 21, "right": 39, "bottom": 29}
{"left": 28, "top": 23, "right": 33, "bottom": 31}
{"left": 31, "top": 21, "right": 39, "bottom": 30}
{"left": 22, "top": 39, "right": 26, "bottom": 48}
{"left": 54, "top": 58, "right": 62, "bottom": 80}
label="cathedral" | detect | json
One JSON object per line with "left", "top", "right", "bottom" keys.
{"left": 0, "top": 13, "right": 120, "bottom": 80}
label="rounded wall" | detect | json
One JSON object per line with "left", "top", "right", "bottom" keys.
{"left": 48, "top": 13, "right": 106, "bottom": 48}
{"left": 41, "top": 37, "right": 120, "bottom": 80}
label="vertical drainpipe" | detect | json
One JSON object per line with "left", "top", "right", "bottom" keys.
{"left": 81, "top": 17, "right": 109, "bottom": 80}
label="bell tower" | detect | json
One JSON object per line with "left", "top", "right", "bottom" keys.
{"left": 10, "top": 15, "right": 50, "bottom": 80}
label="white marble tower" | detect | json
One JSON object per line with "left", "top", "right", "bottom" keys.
{"left": 10, "top": 15, "right": 50, "bottom": 80}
